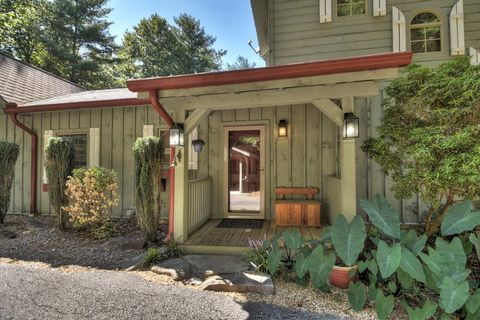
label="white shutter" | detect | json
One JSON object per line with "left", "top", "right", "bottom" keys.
{"left": 88, "top": 128, "right": 100, "bottom": 167}
{"left": 450, "top": 0, "right": 465, "bottom": 56}
{"left": 188, "top": 127, "right": 199, "bottom": 170}
{"left": 373, "top": 0, "right": 387, "bottom": 17}
{"left": 319, "top": 0, "right": 332, "bottom": 23}
{"left": 470, "top": 48, "right": 480, "bottom": 65}
{"left": 43, "top": 130, "right": 54, "bottom": 184}
{"left": 143, "top": 124, "right": 154, "bottom": 137}
{"left": 392, "top": 7, "right": 407, "bottom": 52}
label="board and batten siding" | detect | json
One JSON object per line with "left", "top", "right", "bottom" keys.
{"left": 198, "top": 105, "right": 338, "bottom": 221}
{"left": 0, "top": 105, "right": 168, "bottom": 218}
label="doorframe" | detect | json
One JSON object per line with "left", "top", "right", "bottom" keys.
{"left": 223, "top": 125, "right": 266, "bottom": 219}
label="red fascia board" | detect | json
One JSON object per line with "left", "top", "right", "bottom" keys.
{"left": 127, "top": 52, "right": 413, "bottom": 92}
{"left": 4, "top": 98, "right": 150, "bottom": 114}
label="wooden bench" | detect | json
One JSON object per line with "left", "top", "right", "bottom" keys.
{"left": 275, "top": 187, "right": 321, "bottom": 227}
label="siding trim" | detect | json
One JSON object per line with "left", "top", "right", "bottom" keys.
{"left": 373, "top": 0, "right": 387, "bottom": 17}
{"left": 319, "top": 0, "right": 332, "bottom": 23}
{"left": 470, "top": 47, "right": 480, "bottom": 65}
{"left": 392, "top": 6, "right": 407, "bottom": 52}
{"left": 450, "top": 0, "right": 465, "bottom": 56}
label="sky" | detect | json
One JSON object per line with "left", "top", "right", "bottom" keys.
{"left": 107, "top": 0, "right": 266, "bottom": 68}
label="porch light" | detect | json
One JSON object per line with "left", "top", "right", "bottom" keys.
{"left": 343, "top": 113, "right": 359, "bottom": 139}
{"left": 192, "top": 139, "right": 205, "bottom": 153}
{"left": 278, "top": 120, "right": 288, "bottom": 138}
{"left": 169, "top": 124, "right": 184, "bottom": 147}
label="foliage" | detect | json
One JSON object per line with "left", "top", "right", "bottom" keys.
{"left": 362, "top": 58, "right": 480, "bottom": 236}
{"left": 143, "top": 240, "right": 182, "bottom": 267}
{"left": 331, "top": 215, "right": 366, "bottom": 266}
{"left": 144, "top": 247, "right": 161, "bottom": 266}
{"left": 120, "top": 13, "right": 226, "bottom": 79}
{"left": 225, "top": 55, "right": 257, "bottom": 70}
{"left": 45, "top": 137, "right": 74, "bottom": 230}
{"left": 63, "top": 167, "right": 119, "bottom": 237}
{"left": 0, "top": 141, "right": 19, "bottom": 223}
{"left": 247, "top": 236, "right": 269, "bottom": 273}
{"left": 133, "top": 137, "right": 164, "bottom": 243}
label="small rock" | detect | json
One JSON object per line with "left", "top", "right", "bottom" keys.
{"left": 113, "top": 236, "right": 145, "bottom": 250}
{"left": 151, "top": 258, "right": 192, "bottom": 281}
{"left": 183, "top": 255, "right": 249, "bottom": 278}
{"left": 185, "top": 277, "right": 203, "bottom": 286}
{"left": 121, "top": 252, "right": 147, "bottom": 271}
{"left": 200, "top": 272, "right": 274, "bottom": 294}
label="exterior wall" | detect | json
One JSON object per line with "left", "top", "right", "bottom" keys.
{"left": 197, "top": 104, "right": 338, "bottom": 221}
{"left": 0, "top": 105, "right": 169, "bottom": 218}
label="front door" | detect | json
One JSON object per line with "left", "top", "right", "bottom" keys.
{"left": 224, "top": 126, "right": 265, "bottom": 219}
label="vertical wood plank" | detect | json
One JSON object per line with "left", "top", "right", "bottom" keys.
{"left": 111, "top": 108, "right": 124, "bottom": 217}
{"left": 291, "top": 104, "right": 305, "bottom": 199}
{"left": 306, "top": 104, "right": 321, "bottom": 199}
{"left": 208, "top": 111, "right": 222, "bottom": 218}
{"left": 101, "top": 108, "right": 113, "bottom": 168}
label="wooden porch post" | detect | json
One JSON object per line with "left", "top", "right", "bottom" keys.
{"left": 340, "top": 97, "right": 357, "bottom": 221}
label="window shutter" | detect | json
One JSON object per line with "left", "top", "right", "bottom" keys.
{"left": 319, "top": 0, "right": 332, "bottom": 23}
{"left": 392, "top": 6, "right": 406, "bottom": 52}
{"left": 373, "top": 0, "right": 387, "bottom": 17}
{"left": 43, "top": 130, "right": 54, "bottom": 183}
{"left": 89, "top": 128, "right": 100, "bottom": 167}
{"left": 470, "top": 48, "right": 480, "bottom": 65}
{"left": 450, "top": 0, "right": 465, "bottom": 56}
{"left": 188, "top": 127, "right": 199, "bottom": 170}
{"left": 143, "top": 124, "right": 154, "bottom": 137}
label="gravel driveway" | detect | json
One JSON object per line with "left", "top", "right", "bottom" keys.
{"left": 0, "top": 263, "right": 353, "bottom": 320}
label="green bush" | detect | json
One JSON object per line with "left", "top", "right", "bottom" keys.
{"left": 0, "top": 141, "right": 20, "bottom": 223}
{"left": 133, "top": 136, "right": 164, "bottom": 243}
{"left": 44, "top": 137, "right": 74, "bottom": 230}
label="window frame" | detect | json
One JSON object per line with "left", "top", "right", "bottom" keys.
{"left": 409, "top": 11, "right": 444, "bottom": 55}
{"left": 336, "top": 0, "right": 368, "bottom": 18}
{"left": 55, "top": 130, "right": 90, "bottom": 169}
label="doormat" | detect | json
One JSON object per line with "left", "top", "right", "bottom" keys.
{"left": 216, "top": 219, "right": 264, "bottom": 229}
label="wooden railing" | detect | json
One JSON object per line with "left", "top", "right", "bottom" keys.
{"left": 187, "top": 177, "right": 211, "bottom": 234}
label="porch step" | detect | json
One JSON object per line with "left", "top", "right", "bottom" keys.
{"left": 180, "top": 244, "right": 249, "bottom": 255}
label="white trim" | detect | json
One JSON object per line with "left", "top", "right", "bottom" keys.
{"left": 88, "top": 128, "right": 100, "bottom": 167}
{"left": 43, "top": 130, "right": 54, "bottom": 184}
{"left": 319, "top": 0, "right": 332, "bottom": 23}
{"left": 450, "top": 0, "right": 465, "bottom": 56}
{"left": 392, "top": 6, "right": 407, "bottom": 52}
{"left": 373, "top": 0, "right": 386, "bottom": 17}
{"left": 470, "top": 48, "right": 480, "bottom": 65}
{"left": 188, "top": 127, "right": 199, "bottom": 170}
{"left": 143, "top": 124, "right": 155, "bottom": 137}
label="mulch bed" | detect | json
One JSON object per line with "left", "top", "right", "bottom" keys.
{"left": 0, "top": 214, "right": 166, "bottom": 270}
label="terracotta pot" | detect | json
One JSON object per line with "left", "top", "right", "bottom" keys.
{"left": 329, "top": 265, "right": 358, "bottom": 289}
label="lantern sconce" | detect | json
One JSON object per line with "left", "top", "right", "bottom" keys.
{"left": 278, "top": 119, "right": 288, "bottom": 138}
{"left": 343, "top": 113, "right": 359, "bottom": 139}
{"left": 169, "top": 123, "right": 184, "bottom": 147}
{"left": 192, "top": 139, "right": 205, "bottom": 153}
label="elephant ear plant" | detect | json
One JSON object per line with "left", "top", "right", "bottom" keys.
{"left": 332, "top": 194, "right": 480, "bottom": 320}
{"left": 0, "top": 141, "right": 20, "bottom": 224}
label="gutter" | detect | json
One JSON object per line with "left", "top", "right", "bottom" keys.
{"left": 148, "top": 90, "right": 176, "bottom": 242}
{"left": 4, "top": 103, "right": 38, "bottom": 214}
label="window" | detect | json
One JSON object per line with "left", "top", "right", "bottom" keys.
{"left": 410, "top": 12, "right": 442, "bottom": 53}
{"left": 337, "top": 0, "right": 366, "bottom": 17}
{"left": 58, "top": 133, "right": 88, "bottom": 168}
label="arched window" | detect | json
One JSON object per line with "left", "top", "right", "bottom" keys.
{"left": 410, "top": 12, "right": 442, "bottom": 53}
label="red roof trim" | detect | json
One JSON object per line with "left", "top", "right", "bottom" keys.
{"left": 127, "top": 52, "right": 413, "bottom": 92}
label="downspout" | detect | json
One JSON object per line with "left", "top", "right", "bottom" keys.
{"left": 4, "top": 103, "right": 38, "bottom": 214}
{"left": 148, "top": 90, "right": 176, "bottom": 241}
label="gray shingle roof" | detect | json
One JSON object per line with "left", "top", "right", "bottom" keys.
{"left": 0, "top": 53, "right": 84, "bottom": 104}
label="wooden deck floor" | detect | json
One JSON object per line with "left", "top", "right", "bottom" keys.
{"left": 184, "top": 219, "right": 323, "bottom": 247}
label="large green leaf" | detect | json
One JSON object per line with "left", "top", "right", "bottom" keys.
{"left": 283, "top": 229, "right": 304, "bottom": 251}
{"left": 375, "top": 290, "right": 395, "bottom": 320}
{"left": 439, "top": 277, "right": 469, "bottom": 314}
{"left": 469, "top": 233, "right": 480, "bottom": 261}
{"left": 397, "top": 268, "right": 413, "bottom": 289}
{"left": 441, "top": 201, "right": 480, "bottom": 236}
{"left": 266, "top": 248, "right": 282, "bottom": 276}
{"left": 348, "top": 282, "right": 366, "bottom": 311}
{"left": 376, "top": 241, "right": 402, "bottom": 279}
{"left": 404, "top": 299, "right": 437, "bottom": 320}
{"left": 360, "top": 194, "right": 401, "bottom": 239}
{"left": 465, "top": 290, "right": 480, "bottom": 314}
{"left": 308, "top": 246, "right": 336, "bottom": 290}
{"left": 401, "top": 230, "right": 427, "bottom": 256}
{"left": 331, "top": 215, "right": 366, "bottom": 266}
{"left": 294, "top": 253, "right": 309, "bottom": 279}
{"left": 399, "top": 246, "right": 426, "bottom": 283}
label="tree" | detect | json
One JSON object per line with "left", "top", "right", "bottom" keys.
{"left": 41, "top": 0, "right": 116, "bottom": 88}
{"left": 362, "top": 58, "right": 480, "bottom": 236}
{"left": 119, "top": 13, "right": 226, "bottom": 79}
{"left": 225, "top": 55, "right": 256, "bottom": 70}
{"left": 0, "top": 141, "right": 19, "bottom": 224}
{"left": 0, "top": 0, "right": 48, "bottom": 64}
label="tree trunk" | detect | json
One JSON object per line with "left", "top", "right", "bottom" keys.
{"left": 425, "top": 198, "right": 454, "bottom": 237}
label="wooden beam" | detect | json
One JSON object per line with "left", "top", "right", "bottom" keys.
{"left": 312, "top": 99, "right": 343, "bottom": 126}
{"left": 137, "top": 68, "right": 398, "bottom": 100}
{"left": 159, "top": 81, "right": 379, "bottom": 110}
{"left": 184, "top": 108, "right": 211, "bottom": 135}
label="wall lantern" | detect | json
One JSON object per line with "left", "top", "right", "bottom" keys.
{"left": 343, "top": 113, "right": 359, "bottom": 139}
{"left": 169, "top": 124, "right": 184, "bottom": 147}
{"left": 278, "top": 119, "right": 288, "bottom": 138}
{"left": 192, "top": 139, "right": 205, "bottom": 153}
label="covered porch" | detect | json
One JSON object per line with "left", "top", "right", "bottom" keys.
{"left": 127, "top": 52, "right": 413, "bottom": 254}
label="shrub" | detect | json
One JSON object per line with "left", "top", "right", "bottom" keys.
{"left": 133, "top": 137, "right": 164, "bottom": 243}
{"left": 45, "top": 137, "right": 74, "bottom": 230}
{"left": 63, "top": 166, "right": 119, "bottom": 237}
{"left": 0, "top": 141, "right": 20, "bottom": 224}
